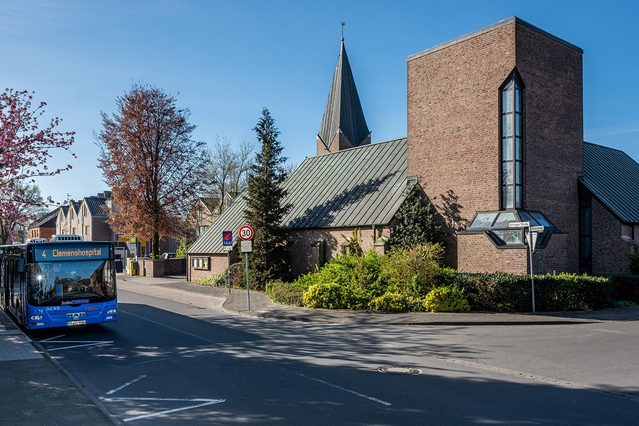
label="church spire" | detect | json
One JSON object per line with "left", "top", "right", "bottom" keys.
{"left": 317, "top": 35, "right": 371, "bottom": 156}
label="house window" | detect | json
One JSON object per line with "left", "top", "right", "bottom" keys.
{"left": 501, "top": 73, "right": 523, "bottom": 209}
{"left": 192, "top": 257, "right": 210, "bottom": 270}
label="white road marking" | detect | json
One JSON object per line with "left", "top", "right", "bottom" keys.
{"left": 99, "top": 397, "right": 225, "bottom": 422}
{"left": 47, "top": 341, "right": 113, "bottom": 351}
{"left": 120, "top": 309, "right": 219, "bottom": 344}
{"left": 294, "top": 372, "right": 392, "bottom": 406}
{"left": 40, "top": 334, "right": 66, "bottom": 342}
{"left": 106, "top": 375, "right": 147, "bottom": 395}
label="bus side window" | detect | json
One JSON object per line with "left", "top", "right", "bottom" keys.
{"left": 17, "top": 258, "right": 24, "bottom": 273}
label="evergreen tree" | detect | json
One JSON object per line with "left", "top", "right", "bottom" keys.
{"left": 243, "top": 108, "right": 292, "bottom": 288}
{"left": 388, "top": 182, "right": 441, "bottom": 250}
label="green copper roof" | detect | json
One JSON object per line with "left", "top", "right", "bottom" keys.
{"left": 189, "top": 138, "right": 407, "bottom": 254}
{"left": 582, "top": 142, "right": 639, "bottom": 223}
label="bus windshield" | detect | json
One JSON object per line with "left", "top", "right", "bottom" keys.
{"left": 28, "top": 259, "right": 116, "bottom": 306}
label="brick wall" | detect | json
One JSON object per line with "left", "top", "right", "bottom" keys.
{"left": 164, "top": 258, "right": 186, "bottom": 275}
{"left": 458, "top": 234, "right": 528, "bottom": 273}
{"left": 188, "top": 253, "right": 235, "bottom": 282}
{"left": 288, "top": 226, "right": 389, "bottom": 277}
{"left": 591, "top": 198, "right": 634, "bottom": 275}
{"left": 515, "top": 24, "right": 583, "bottom": 274}
{"left": 139, "top": 259, "right": 165, "bottom": 277}
{"left": 407, "top": 20, "right": 582, "bottom": 274}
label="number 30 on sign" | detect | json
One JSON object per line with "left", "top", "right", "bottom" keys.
{"left": 239, "top": 225, "right": 254, "bottom": 241}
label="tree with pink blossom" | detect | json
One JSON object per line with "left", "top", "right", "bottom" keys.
{"left": 0, "top": 89, "right": 75, "bottom": 242}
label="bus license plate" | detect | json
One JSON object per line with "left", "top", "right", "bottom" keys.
{"left": 68, "top": 320, "right": 86, "bottom": 326}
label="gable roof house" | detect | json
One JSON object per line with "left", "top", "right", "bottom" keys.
{"left": 28, "top": 209, "right": 59, "bottom": 241}
{"left": 189, "top": 17, "right": 639, "bottom": 282}
{"left": 185, "top": 197, "right": 222, "bottom": 242}
{"left": 56, "top": 192, "right": 117, "bottom": 242}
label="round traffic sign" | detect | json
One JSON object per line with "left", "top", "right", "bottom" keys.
{"left": 239, "top": 225, "right": 254, "bottom": 241}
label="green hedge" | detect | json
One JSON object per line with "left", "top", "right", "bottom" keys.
{"left": 452, "top": 272, "right": 633, "bottom": 312}
{"left": 290, "top": 242, "right": 639, "bottom": 313}
{"left": 198, "top": 274, "right": 226, "bottom": 286}
{"left": 270, "top": 283, "right": 305, "bottom": 307}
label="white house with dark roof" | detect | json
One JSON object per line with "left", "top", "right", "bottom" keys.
{"left": 56, "top": 192, "right": 116, "bottom": 242}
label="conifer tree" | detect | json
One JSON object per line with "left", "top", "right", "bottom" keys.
{"left": 243, "top": 108, "right": 292, "bottom": 288}
{"left": 388, "top": 182, "right": 441, "bottom": 250}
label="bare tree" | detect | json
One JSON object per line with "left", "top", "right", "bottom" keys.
{"left": 205, "top": 136, "right": 253, "bottom": 214}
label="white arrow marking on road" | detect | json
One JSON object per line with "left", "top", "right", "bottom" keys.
{"left": 99, "top": 397, "right": 226, "bottom": 422}
{"left": 295, "top": 372, "right": 391, "bottom": 406}
{"left": 106, "top": 375, "right": 147, "bottom": 395}
{"left": 40, "top": 334, "right": 66, "bottom": 342}
{"left": 47, "top": 341, "right": 113, "bottom": 351}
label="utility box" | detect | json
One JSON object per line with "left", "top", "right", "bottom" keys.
{"left": 128, "top": 260, "right": 139, "bottom": 276}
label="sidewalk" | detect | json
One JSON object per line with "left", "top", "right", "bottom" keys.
{"left": 0, "top": 309, "right": 118, "bottom": 426}
{"left": 117, "top": 274, "right": 639, "bottom": 325}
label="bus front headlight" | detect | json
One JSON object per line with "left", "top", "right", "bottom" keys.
{"left": 107, "top": 309, "right": 117, "bottom": 314}
{"left": 30, "top": 315, "right": 43, "bottom": 320}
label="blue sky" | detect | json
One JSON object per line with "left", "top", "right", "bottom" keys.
{"left": 1, "top": 0, "right": 638, "bottom": 205}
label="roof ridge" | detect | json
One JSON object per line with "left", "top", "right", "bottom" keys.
{"left": 308, "top": 137, "right": 407, "bottom": 160}
{"left": 584, "top": 141, "right": 629, "bottom": 154}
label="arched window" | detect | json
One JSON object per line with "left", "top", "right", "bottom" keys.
{"left": 501, "top": 72, "right": 523, "bottom": 209}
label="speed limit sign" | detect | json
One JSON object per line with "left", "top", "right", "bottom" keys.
{"left": 239, "top": 225, "right": 254, "bottom": 241}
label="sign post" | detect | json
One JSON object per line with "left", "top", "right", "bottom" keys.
{"left": 508, "top": 221, "right": 542, "bottom": 313}
{"left": 223, "top": 231, "right": 233, "bottom": 294}
{"left": 239, "top": 226, "right": 254, "bottom": 310}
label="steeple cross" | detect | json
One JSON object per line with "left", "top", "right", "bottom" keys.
{"left": 341, "top": 22, "right": 345, "bottom": 41}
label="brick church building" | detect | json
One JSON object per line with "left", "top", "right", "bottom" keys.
{"left": 188, "top": 17, "right": 639, "bottom": 281}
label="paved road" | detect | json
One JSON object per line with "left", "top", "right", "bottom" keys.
{"left": 25, "top": 282, "right": 639, "bottom": 425}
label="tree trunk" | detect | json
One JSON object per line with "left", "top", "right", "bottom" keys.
{"left": 153, "top": 231, "right": 160, "bottom": 259}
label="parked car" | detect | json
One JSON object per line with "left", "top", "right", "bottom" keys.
{"left": 161, "top": 252, "right": 176, "bottom": 260}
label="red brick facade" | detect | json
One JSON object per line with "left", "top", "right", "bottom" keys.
{"left": 591, "top": 198, "right": 637, "bottom": 275}
{"left": 407, "top": 19, "right": 583, "bottom": 274}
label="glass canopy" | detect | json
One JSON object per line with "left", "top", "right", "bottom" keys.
{"left": 464, "top": 210, "right": 558, "bottom": 249}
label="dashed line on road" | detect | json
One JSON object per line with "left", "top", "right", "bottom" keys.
{"left": 120, "top": 309, "right": 220, "bottom": 344}
{"left": 294, "top": 371, "right": 392, "bottom": 406}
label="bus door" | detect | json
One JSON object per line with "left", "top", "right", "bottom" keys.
{"left": 0, "top": 260, "right": 6, "bottom": 309}
{"left": 15, "top": 258, "right": 27, "bottom": 324}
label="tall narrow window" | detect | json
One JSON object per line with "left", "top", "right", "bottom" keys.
{"left": 579, "top": 193, "right": 592, "bottom": 274}
{"left": 501, "top": 75, "right": 523, "bottom": 209}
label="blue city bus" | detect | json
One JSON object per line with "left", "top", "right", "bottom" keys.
{"left": 0, "top": 237, "right": 117, "bottom": 329}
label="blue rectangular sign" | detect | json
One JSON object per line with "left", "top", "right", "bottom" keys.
{"left": 222, "top": 231, "right": 233, "bottom": 246}
{"left": 34, "top": 244, "right": 110, "bottom": 262}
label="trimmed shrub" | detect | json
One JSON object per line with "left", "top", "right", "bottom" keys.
{"left": 303, "top": 283, "right": 348, "bottom": 309}
{"left": 369, "top": 292, "right": 410, "bottom": 312}
{"left": 198, "top": 274, "right": 225, "bottom": 287}
{"left": 629, "top": 253, "right": 639, "bottom": 275}
{"left": 271, "top": 283, "right": 305, "bottom": 307}
{"left": 423, "top": 286, "right": 469, "bottom": 312}
{"left": 454, "top": 271, "right": 617, "bottom": 312}
{"left": 379, "top": 243, "right": 443, "bottom": 295}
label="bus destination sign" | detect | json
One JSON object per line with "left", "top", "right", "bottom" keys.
{"left": 34, "top": 245, "right": 110, "bottom": 262}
